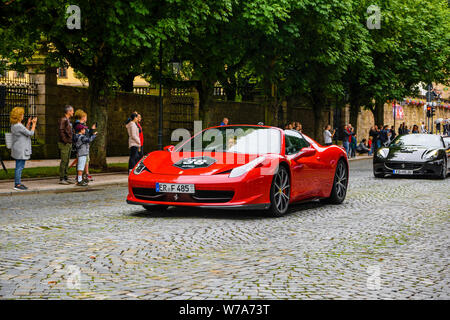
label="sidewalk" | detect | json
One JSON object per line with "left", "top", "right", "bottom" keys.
{"left": 0, "top": 155, "right": 372, "bottom": 197}
{"left": 2, "top": 156, "right": 129, "bottom": 169}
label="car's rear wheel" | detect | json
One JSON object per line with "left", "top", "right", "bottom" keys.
{"left": 142, "top": 205, "right": 169, "bottom": 212}
{"left": 322, "top": 159, "right": 348, "bottom": 204}
{"left": 269, "top": 166, "right": 290, "bottom": 217}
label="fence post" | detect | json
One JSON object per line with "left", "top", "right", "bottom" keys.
{"left": 25, "top": 58, "right": 58, "bottom": 158}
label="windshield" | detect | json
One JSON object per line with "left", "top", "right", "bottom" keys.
{"left": 177, "top": 126, "right": 281, "bottom": 154}
{"left": 390, "top": 134, "right": 444, "bottom": 148}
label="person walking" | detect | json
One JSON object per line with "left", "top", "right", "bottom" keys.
{"left": 10, "top": 107, "right": 37, "bottom": 191}
{"left": 126, "top": 113, "right": 141, "bottom": 173}
{"left": 369, "top": 125, "right": 380, "bottom": 154}
{"left": 220, "top": 117, "right": 229, "bottom": 126}
{"left": 323, "top": 125, "right": 335, "bottom": 146}
{"left": 58, "top": 105, "right": 74, "bottom": 184}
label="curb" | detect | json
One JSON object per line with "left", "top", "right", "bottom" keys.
{"left": 0, "top": 181, "right": 128, "bottom": 197}
{"left": 0, "top": 171, "right": 128, "bottom": 183}
{"left": 348, "top": 156, "right": 373, "bottom": 162}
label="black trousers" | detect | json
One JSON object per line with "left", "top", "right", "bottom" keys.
{"left": 128, "top": 146, "right": 140, "bottom": 171}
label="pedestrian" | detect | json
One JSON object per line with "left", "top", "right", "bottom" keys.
{"left": 379, "top": 125, "right": 390, "bottom": 147}
{"left": 323, "top": 124, "right": 335, "bottom": 146}
{"left": 367, "top": 136, "right": 373, "bottom": 156}
{"left": 356, "top": 138, "right": 370, "bottom": 154}
{"left": 69, "top": 109, "right": 96, "bottom": 181}
{"left": 404, "top": 125, "right": 410, "bottom": 134}
{"left": 420, "top": 121, "right": 426, "bottom": 133}
{"left": 58, "top": 105, "right": 74, "bottom": 185}
{"left": 342, "top": 125, "right": 352, "bottom": 155}
{"left": 350, "top": 134, "right": 357, "bottom": 158}
{"left": 73, "top": 123, "right": 97, "bottom": 186}
{"left": 436, "top": 120, "right": 441, "bottom": 135}
{"left": 126, "top": 113, "right": 141, "bottom": 173}
{"left": 412, "top": 124, "right": 419, "bottom": 133}
{"left": 295, "top": 123, "right": 303, "bottom": 133}
{"left": 220, "top": 117, "right": 229, "bottom": 126}
{"left": 390, "top": 125, "right": 396, "bottom": 141}
{"left": 9, "top": 107, "right": 37, "bottom": 191}
{"left": 135, "top": 111, "right": 144, "bottom": 159}
{"left": 369, "top": 125, "right": 380, "bottom": 154}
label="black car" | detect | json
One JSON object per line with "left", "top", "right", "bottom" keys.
{"left": 373, "top": 134, "right": 449, "bottom": 179}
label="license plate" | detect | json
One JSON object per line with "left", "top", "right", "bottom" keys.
{"left": 155, "top": 183, "right": 195, "bottom": 194}
{"left": 393, "top": 170, "right": 413, "bottom": 175}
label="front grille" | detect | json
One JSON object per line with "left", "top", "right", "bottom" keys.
{"left": 384, "top": 162, "right": 423, "bottom": 171}
{"left": 132, "top": 188, "right": 234, "bottom": 203}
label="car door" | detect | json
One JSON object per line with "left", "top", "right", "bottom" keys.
{"left": 284, "top": 130, "right": 319, "bottom": 200}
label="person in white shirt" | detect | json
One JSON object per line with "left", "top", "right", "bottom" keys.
{"left": 323, "top": 125, "right": 335, "bottom": 146}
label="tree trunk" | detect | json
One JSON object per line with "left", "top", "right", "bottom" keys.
{"left": 118, "top": 73, "right": 135, "bottom": 92}
{"left": 196, "top": 80, "right": 215, "bottom": 128}
{"left": 88, "top": 77, "right": 109, "bottom": 169}
{"left": 311, "top": 91, "right": 326, "bottom": 143}
{"left": 372, "top": 100, "right": 385, "bottom": 127}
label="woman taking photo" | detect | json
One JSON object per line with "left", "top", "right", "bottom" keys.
{"left": 10, "top": 107, "right": 37, "bottom": 190}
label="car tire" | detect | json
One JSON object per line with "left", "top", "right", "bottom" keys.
{"left": 321, "top": 159, "right": 348, "bottom": 204}
{"left": 142, "top": 205, "right": 169, "bottom": 212}
{"left": 269, "top": 166, "right": 290, "bottom": 217}
{"left": 437, "top": 158, "right": 447, "bottom": 179}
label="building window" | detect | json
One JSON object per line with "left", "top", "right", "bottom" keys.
{"left": 15, "top": 71, "right": 25, "bottom": 78}
{"left": 57, "top": 67, "right": 68, "bottom": 78}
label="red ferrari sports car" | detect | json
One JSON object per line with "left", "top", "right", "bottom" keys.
{"left": 127, "top": 125, "right": 348, "bottom": 216}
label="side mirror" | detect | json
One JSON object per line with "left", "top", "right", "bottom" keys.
{"left": 164, "top": 145, "right": 175, "bottom": 152}
{"left": 293, "top": 147, "right": 316, "bottom": 160}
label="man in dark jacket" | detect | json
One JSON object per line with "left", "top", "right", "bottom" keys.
{"left": 58, "top": 105, "right": 74, "bottom": 184}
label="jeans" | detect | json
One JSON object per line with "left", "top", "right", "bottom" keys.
{"left": 342, "top": 141, "right": 349, "bottom": 155}
{"left": 14, "top": 159, "right": 26, "bottom": 186}
{"left": 58, "top": 142, "right": 72, "bottom": 180}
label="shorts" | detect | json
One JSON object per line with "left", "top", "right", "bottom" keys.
{"left": 77, "top": 156, "right": 87, "bottom": 172}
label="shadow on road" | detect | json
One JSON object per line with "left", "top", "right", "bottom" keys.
{"left": 127, "top": 199, "right": 327, "bottom": 220}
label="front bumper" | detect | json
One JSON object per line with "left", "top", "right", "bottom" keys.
{"left": 126, "top": 170, "right": 273, "bottom": 209}
{"left": 373, "top": 159, "right": 444, "bottom": 176}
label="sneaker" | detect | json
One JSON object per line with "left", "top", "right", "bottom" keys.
{"left": 14, "top": 184, "right": 28, "bottom": 191}
{"left": 59, "top": 179, "right": 70, "bottom": 185}
{"left": 76, "top": 180, "right": 88, "bottom": 187}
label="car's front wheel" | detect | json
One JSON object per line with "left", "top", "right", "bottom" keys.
{"left": 437, "top": 158, "right": 447, "bottom": 179}
{"left": 269, "top": 166, "right": 290, "bottom": 217}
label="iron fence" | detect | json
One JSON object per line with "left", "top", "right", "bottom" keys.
{"left": 0, "top": 73, "right": 38, "bottom": 145}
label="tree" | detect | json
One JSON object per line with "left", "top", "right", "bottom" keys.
{"left": 0, "top": 0, "right": 232, "bottom": 167}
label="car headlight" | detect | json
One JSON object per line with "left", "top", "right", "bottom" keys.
{"left": 377, "top": 148, "right": 389, "bottom": 158}
{"left": 229, "top": 156, "right": 266, "bottom": 178}
{"left": 424, "top": 149, "right": 439, "bottom": 160}
{"left": 133, "top": 155, "right": 149, "bottom": 175}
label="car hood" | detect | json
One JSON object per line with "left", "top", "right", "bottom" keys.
{"left": 386, "top": 146, "right": 437, "bottom": 161}
{"left": 143, "top": 151, "right": 263, "bottom": 175}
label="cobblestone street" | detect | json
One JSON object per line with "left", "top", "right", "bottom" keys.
{"left": 0, "top": 159, "right": 448, "bottom": 299}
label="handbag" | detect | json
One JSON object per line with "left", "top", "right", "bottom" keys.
{"left": 5, "top": 133, "right": 12, "bottom": 149}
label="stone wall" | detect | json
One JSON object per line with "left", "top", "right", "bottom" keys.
{"left": 205, "top": 101, "right": 267, "bottom": 128}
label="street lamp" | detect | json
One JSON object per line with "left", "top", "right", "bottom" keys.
{"left": 158, "top": 39, "right": 163, "bottom": 150}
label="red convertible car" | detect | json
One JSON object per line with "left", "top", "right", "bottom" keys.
{"left": 127, "top": 125, "right": 348, "bottom": 216}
